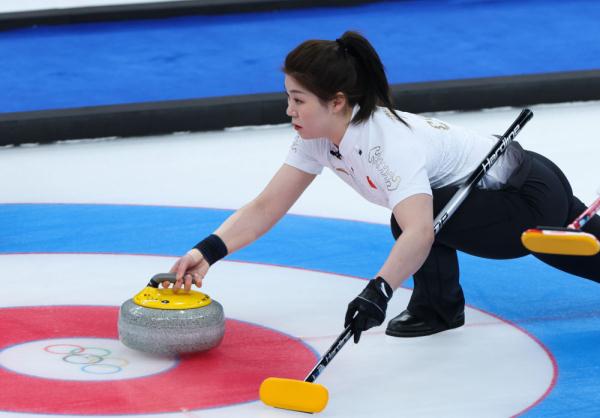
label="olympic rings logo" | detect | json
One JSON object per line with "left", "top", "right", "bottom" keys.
{"left": 44, "top": 344, "right": 129, "bottom": 375}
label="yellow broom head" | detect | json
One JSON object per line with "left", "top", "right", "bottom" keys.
{"left": 522, "top": 228, "right": 600, "bottom": 256}
{"left": 259, "top": 377, "right": 329, "bottom": 413}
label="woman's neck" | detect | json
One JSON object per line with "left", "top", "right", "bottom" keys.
{"left": 329, "top": 106, "right": 353, "bottom": 146}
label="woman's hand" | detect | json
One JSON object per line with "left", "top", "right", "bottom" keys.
{"left": 166, "top": 249, "right": 209, "bottom": 291}
{"left": 344, "top": 276, "right": 393, "bottom": 343}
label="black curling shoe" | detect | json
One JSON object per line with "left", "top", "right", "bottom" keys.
{"left": 385, "top": 309, "right": 465, "bottom": 337}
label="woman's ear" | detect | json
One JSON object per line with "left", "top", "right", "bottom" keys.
{"left": 330, "top": 92, "right": 348, "bottom": 113}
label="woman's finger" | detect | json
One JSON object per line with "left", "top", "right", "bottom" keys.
{"left": 183, "top": 273, "right": 194, "bottom": 291}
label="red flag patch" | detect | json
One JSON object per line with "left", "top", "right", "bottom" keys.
{"left": 366, "top": 176, "right": 377, "bottom": 189}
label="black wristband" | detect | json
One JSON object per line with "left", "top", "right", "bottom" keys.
{"left": 193, "top": 234, "right": 228, "bottom": 265}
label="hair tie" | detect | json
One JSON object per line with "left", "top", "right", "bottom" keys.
{"left": 335, "top": 38, "right": 349, "bottom": 53}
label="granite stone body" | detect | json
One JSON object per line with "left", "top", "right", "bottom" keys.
{"left": 118, "top": 299, "right": 225, "bottom": 355}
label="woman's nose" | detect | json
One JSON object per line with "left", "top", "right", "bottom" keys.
{"left": 286, "top": 100, "right": 297, "bottom": 118}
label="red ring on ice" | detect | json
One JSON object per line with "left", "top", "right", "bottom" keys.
{"left": 0, "top": 306, "right": 317, "bottom": 414}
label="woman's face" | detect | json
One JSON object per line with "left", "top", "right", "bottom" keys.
{"left": 284, "top": 75, "right": 333, "bottom": 139}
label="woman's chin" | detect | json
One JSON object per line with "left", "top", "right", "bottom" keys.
{"left": 297, "top": 130, "right": 316, "bottom": 140}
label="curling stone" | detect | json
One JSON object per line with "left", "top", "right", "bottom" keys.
{"left": 118, "top": 273, "right": 225, "bottom": 355}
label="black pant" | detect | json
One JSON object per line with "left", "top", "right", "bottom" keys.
{"left": 390, "top": 150, "right": 600, "bottom": 327}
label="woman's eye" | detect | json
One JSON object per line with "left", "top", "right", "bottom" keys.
{"left": 294, "top": 99, "right": 303, "bottom": 104}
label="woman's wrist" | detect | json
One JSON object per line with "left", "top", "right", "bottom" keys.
{"left": 193, "top": 234, "right": 228, "bottom": 265}
{"left": 187, "top": 248, "right": 203, "bottom": 261}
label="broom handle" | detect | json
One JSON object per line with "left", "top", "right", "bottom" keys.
{"left": 569, "top": 195, "right": 600, "bottom": 230}
{"left": 305, "top": 108, "right": 534, "bottom": 384}
{"left": 305, "top": 326, "right": 353, "bottom": 382}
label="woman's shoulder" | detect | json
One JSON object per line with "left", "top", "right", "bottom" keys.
{"left": 369, "top": 107, "right": 420, "bottom": 139}
{"left": 371, "top": 106, "right": 420, "bottom": 128}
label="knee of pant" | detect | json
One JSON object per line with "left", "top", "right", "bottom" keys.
{"left": 521, "top": 184, "right": 570, "bottom": 227}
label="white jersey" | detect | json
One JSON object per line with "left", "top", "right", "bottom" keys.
{"left": 285, "top": 106, "right": 512, "bottom": 210}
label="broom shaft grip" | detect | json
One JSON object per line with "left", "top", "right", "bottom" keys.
{"left": 569, "top": 195, "right": 600, "bottom": 230}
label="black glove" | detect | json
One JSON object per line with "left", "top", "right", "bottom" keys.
{"left": 344, "top": 276, "right": 393, "bottom": 343}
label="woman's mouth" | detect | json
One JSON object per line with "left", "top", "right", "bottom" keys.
{"left": 293, "top": 124, "right": 302, "bottom": 131}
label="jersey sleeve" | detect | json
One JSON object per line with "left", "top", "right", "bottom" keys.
{"left": 284, "top": 136, "right": 324, "bottom": 175}
{"left": 387, "top": 165, "right": 432, "bottom": 210}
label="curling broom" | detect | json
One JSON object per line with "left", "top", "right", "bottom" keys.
{"left": 522, "top": 191, "right": 600, "bottom": 256}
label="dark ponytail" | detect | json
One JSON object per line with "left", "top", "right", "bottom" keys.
{"left": 283, "top": 30, "right": 407, "bottom": 126}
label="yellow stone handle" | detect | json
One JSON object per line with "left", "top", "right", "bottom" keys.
{"left": 147, "top": 272, "right": 177, "bottom": 288}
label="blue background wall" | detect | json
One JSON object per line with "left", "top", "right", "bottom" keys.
{"left": 1, "top": 0, "right": 599, "bottom": 113}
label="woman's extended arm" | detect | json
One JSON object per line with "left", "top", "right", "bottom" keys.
{"left": 169, "top": 164, "right": 316, "bottom": 290}
{"left": 214, "top": 164, "right": 316, "bottom": 253}
{"left": 344, "top": 193, "right": 435, "bottom": 342}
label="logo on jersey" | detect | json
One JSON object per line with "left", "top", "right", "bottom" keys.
{"left": 425, "top": 117, "right": 449, "bottom": 130}
{"left": 367, "top": 146, "right": 400, "bottom": 191}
